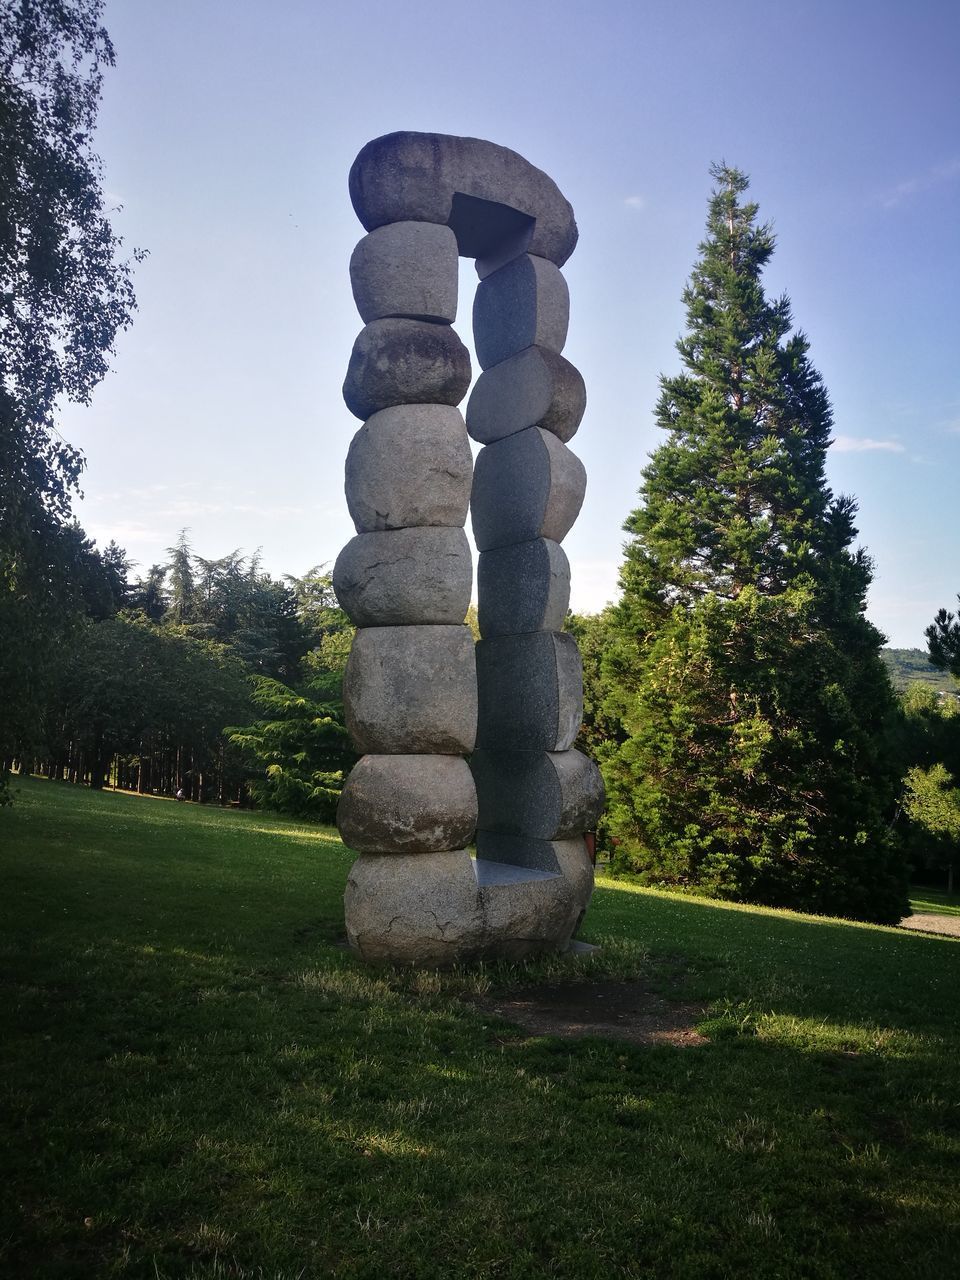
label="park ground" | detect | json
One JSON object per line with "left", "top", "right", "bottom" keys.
{"left": 2, "top": 777, "right": 960, "bottom": 1278}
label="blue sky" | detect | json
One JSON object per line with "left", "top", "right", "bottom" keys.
{"left": 62, "top": 0, "right": 960, "bottom": 647}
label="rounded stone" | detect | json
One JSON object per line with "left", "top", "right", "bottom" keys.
{"left": 470, "top": 427, "right": 587, "bottom": 553}
{"left": 343, "top": 318, "right": 472, "bottom": 421}
{"left": 349, "top": 131, "right": 578, "bottom": 269}
{"left": 344, "top": 848, "right": 583, "bottom": 966}
{"left": 477, "top": 538, "right": 570, "bottom": 636}
{"left": 465, "top": 346, "right": 585, "bottom": 445}
{"left": 475, "top": 632, "right": 583, "bottom": 753}
{"left": 343, "top": 624, "right": 477, "bottom": 755}
{"left": 471, "top": 748, "right": 605, "bottom": 840}
{"left": 333, "top": 527, "right": 472, "bottom": 627}
{"left": 350, "top": 222, "right": 459, "bottom": 324}
{"left": 337, "top": 754, "right": 477, "bottom": 853}
{"left": 344, "top": 404, "right": 473, "bottom": 533}
{"left": 473, "top": 254, "right": 569, "bottom": 370}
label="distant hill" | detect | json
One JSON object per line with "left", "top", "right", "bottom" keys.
{"left": 882, "top": 648, "right": 959, "bottom": 694}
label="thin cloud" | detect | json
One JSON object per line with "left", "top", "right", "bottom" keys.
{"left": 879, "top": 157, "right": 960, "bottom": 209}
{"left": 624, "top": 195, "right": 647, "bottom": 211}
{"left": 831, "top": 435, "right": 906, "bottom": 454}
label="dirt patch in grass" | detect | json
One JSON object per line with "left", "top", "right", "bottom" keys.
{"left": 475, "top": 979, "right": 707, "bottom": 1047}
{"left": 900, "top": 912, "right": 960, "bottom": 939}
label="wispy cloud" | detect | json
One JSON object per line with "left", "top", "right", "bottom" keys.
{"left": 624, "top": 195, "right": 647, "bottom": 211}
{"left": 879, "top": 157, "right": 960, "bottom": 209}
{"left": 831, "top": 435, "right": 906, "bottom": 454}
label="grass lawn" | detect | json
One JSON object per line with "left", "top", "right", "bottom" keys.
{"left": 909, "top": 886, "right": 960, "bottom": 918}
{"left": 3, "top": 776, "right": 960, "bottom": 1278}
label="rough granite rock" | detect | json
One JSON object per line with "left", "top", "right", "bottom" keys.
{"left": 473, "top": 254, "right": 569, "bottom": 370}
{"left": 475, "top": 831, "right": 594, "bottom": 918}
{"left": 465, "top": 346, "right": 585, "bottom": 446}
{"left": 333, "top": 527, "right": 472, "bottom": 627}
{"left": 477, "top": 538, "right": 569, "bottom": 636}
{"left": 344, "top": 624, "right": 477, "bottom": 755}
{"left": 344, "top": 404, "right": 472, "bottom": 533}
{"left": 349, "top": 132, "right": 578, "bottom": 269}
{"left": 344, "top": 848, "right": 582, "bottom": 966}
{"left": 343, "top": 318, "right": 471, "bottom": 421}
{"left": 350, "top": 221, "right": 459, "bottom": 324}
{"left": 475, "top": 632, "right": 583, "bottom": 753}
{"left": 337, "top": 754, "right": 477, "bottom": 853}
{"left": 471, "top": 748, "right": 605, "bottom": 839}
{"left": 471, "top": 427, "right": 586, "bottom": 552}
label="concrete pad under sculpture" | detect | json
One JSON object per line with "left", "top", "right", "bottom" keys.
{"left": 473, "top": 254, "right": 569, "bottom": 370}
{"left": 465, "top": 346, "right": 586, "bottom": 445}
{"left": 471, "top": 748, "right": 605, "bottom": 840}
{"left": 475, "top": 632, "right": 583, "bottom": 753}
{"left": 349, "top": 132, "right": 578, "bottom": 270}
{"left": 345, "top": 849, "right": 583, "bottom": 966}
{"left": 344, "top": 624, "right": 477, "bottom": 755}
{"left": 477, "top": 538, "right": 570, "bottom": 636}
{"left": 344, "top": 404, "right": 472, "bottom": 533}
{"left": 337, "top": 754, "right": 477, "bottom": 854}
{"left": 350, "top": 221, "right": 459, "bottom": 324}
{"left": 471, "top": 427, "right": 586, "bottom": 552}
{"left": 343, "top": 318, "right": 471, "bottom": 420}
{"left": 333, "top": 527, "right": 471, "bottom": 627}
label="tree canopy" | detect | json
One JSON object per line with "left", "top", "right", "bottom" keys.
{"left": 602, "top": 165, "right": 906, "bottom": 923}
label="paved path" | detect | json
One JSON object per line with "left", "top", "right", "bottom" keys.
{"left": 900, "top": 912, "right": 960, "bottom": 938}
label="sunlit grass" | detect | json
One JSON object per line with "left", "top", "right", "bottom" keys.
{"left": 3, "top": 776, "right": 960, "bottom": 1277}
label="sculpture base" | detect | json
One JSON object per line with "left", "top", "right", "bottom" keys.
{"left": 344, "top": 845, "right": 593, "bottom": 967}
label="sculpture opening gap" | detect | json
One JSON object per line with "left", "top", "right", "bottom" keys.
{"left": 334, "top": 132, "right": 604, "bottom": 966}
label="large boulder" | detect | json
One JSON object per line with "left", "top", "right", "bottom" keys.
{"left": 471, "top": 427, "right": 586, "bottom": 552}
{"left": 337, "top": 754, "right": 477, "bottom": 853}
{"left": 343, "top": 318, "right": 471, "bottom": 420}
{"left": 333, "top": 527, "right": 472, "bottom": 627}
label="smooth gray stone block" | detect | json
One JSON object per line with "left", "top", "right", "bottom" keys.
{"left": 471, "top": 748, "right": 605, "bottom": 839}
{"left": 477, "top": 538, "right": 569, "bottom": 636}
{"left": 349, "top": 132, "right": 578, "bottom": 269}
{"left": 350, "top": 222, "right": 459, "bottom": 324}
{"left": 475, "top": 632, "right": 583, "bottom": 752}
{"left": 345, "top": 404, "right": 472, "bottom": 533}
{"left": 473, "top": 254, "right": 569, "bottom": 370}
{"left": 475, "top": 832, "right": 594, "bottom": 918}
{"left": 465, "top": 346, "right": 585, "bottom": 445}
{"left": 343, "top": 318, "right": 471, "bottom": 421}
{"left": 337, "top": 754, "right": 477, "bottom": 853}
{"left": 344, "top": 848, "right": 582, "bottom": 966}
{"left": 344, "top": 624, "right": 477, "bottom": 755}
{"left": 333, "top": 527, "right": 472, "bottom": 627}
{"left": 471, "top": 427, "right": 586, "bottom": 552}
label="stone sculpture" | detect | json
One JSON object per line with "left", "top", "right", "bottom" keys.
{"left": 334, "top": 131, "right": 604, "bottom": 965}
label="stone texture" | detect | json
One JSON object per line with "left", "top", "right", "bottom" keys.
{"left": 471, "top": 427, "right": 586, "bottom": 552}
{"left": 465, "top": 346, "right": 585, "bottom": 445}
{"left": 337, "top": 754, "right": 477, "bottom": 853}
{"left": 350, "top": 221, "right": 459, "bottom": 324}
{"left": 333, "top": 527, "right": 472, "bottom": 627}
{"left": 477, "top": 538, "right": 569, "bottom": 636}
{"left": 344, "top": 848, "right": 583, "bottom": 966}
{"left": 475, "top": 831, "right": 594, "bottom": 919}
{"left": 349, "top": 131, "right": 578, "bottom": 269}
{"left": 344, "top": 624, "right": 477, "bottom": 755}
{"left": 344, "top": 404, "right": 472, "bottom": 533}
{"left": 475, "top": 632, "right": 583, "bottom": 753}
{"left": 471, "top": 748, "right": 605, "bottom": 839}
{"left": 473, "top": 254, "right": 569, "bottom": 370}
{"left": 343, "top": 318, "right": 471, "bottom": 421}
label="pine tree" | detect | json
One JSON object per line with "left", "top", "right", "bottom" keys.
{"left": 604, "top": 165, "right": 907, "bottom": 923}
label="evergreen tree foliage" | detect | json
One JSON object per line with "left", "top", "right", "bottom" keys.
{"left": 604, "top": 165, "right": 906, "bottom": 923}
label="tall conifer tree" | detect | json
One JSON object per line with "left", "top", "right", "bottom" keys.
{"left": 604, "top": 165, "right": 906, "bottom": 923}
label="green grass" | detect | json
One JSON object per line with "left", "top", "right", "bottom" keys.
{"left": 909, "top": 886, "right": 960, "bottom": 917}
{"left": 3, "top": 776, "right": 960, "bottom": 1278}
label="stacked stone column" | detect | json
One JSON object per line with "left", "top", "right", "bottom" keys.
{"left": 334, "top": 131, "right": 604, "bottom": 966}
{"left": 467, "top": 252, "right": 603, "bottom": 938}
